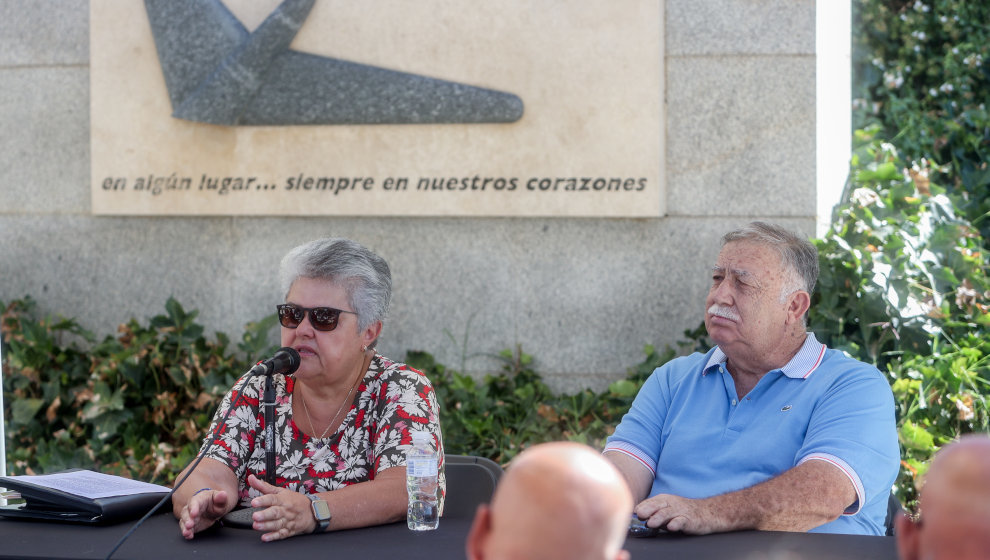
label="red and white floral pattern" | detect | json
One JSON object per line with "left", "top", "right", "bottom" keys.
{"left": 201, "top": 354, "right": 445, "bottom": 507}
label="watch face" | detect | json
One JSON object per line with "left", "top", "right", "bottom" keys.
{"left": 312, "top": 499, "right": 331, "bottom": 520}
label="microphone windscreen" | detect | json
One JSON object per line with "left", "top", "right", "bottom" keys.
{"left": 273, "top": 347, "right": 301, "bottom": 374}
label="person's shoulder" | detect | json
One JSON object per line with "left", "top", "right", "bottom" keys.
{"left": 815, "top": 347, "right": 893, "bottom": 401}
{"left": 650, "top": 350, "right": 716, "bottom": 384}
{"left": 819, "top": 346, "right": 884, "bottom": 380}
{"left": 368, "top": 354, "right": 431, "bottom": 384}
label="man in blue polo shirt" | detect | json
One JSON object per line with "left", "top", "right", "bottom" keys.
{"left": 604, "top": 222, "right": 899, "bottom": 535}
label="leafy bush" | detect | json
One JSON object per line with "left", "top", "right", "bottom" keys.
{"left": 847, "top": 0, "right": 990, "bottom": 509}
{"left": 811, "top": 128, "right": 990, "bottom": 367}
{"left": 853, "top": 0, "right": 990, "bottom": 238}
{"left": 812, "top": 129, "right": 990, "bottom": 509}
{"left": 1, "top": 296, "right": 277, "bottom": 484}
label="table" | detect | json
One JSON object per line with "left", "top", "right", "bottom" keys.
{"left": 0, "top": 509, "right": 897, "bottom": 560}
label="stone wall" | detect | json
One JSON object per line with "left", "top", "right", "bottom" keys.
{"left": 0, "top": 1, "right": 817, "bottom": 391}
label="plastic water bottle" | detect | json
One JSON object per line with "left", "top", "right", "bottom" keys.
{"left": 406, "top": 431, "right": 439, "bottom": 531}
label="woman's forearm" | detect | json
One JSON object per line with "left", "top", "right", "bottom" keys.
{"left": 319, "top": 466, "right": 407, "bottom": 530}
{"left": 171, "top": 457, "right": 239, "bottom": 517}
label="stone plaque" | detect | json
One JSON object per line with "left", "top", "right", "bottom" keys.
{"left": 91, "top": 0, "right": 663, "bottom": 217}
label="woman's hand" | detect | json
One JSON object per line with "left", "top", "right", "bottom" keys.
{"left": 247, "top": 474, "right": 317, "bottom": 541}
{"left": 179, "top": 489, "right": 232, "bottom": 540}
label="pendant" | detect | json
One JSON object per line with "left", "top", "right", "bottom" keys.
{"left": 315, "top": 441, "right": 325, "bottom": 449}
{"left": 312, "top": 444, "right": 329, "bottom": 461}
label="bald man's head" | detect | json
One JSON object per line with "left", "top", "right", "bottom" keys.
{"left": 466, "top": 442, "right": 634, "bottom": 560}
{"left": 896, "top": 435, "right": 990, "bottom": 560}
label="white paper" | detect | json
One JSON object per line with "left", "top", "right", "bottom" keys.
{"left": 10, "top": 470, "right": 170, "bottom": 499}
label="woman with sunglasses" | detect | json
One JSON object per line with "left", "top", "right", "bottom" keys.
{"left": 173, "top": 237, "right": 444, "bottom": 541}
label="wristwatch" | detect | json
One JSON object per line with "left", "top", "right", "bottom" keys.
{"left": 307, "top": 494, "right": 332, "bottom": 533}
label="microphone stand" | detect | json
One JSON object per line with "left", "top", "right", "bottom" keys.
{"left": 264, "top": 373, "right": 276, "bottom": 485}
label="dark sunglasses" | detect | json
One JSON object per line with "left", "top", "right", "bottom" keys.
{"left": 276, "top": 303, "right": 358, "bottom": 332}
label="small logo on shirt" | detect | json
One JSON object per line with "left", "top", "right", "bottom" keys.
{"left": 781, "top": 405, "right": 793, "bottom": 412}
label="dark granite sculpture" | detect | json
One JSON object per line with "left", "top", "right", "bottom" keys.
{"left": 144, "top": 0, "right": 524, "bottom": 126}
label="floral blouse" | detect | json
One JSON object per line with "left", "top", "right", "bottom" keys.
{"left": 200, "top": 353, "right": 445, "bottom": 508}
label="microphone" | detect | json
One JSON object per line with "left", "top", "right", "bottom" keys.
{"left": 248, "top": 347, "right": 301, "bottom": 376}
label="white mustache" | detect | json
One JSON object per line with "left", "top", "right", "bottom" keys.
{"left": 708, "top": 304, "right": 740, "bottom": 321}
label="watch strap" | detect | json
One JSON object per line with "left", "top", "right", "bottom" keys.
{"left": 307, "top": 494, "right": 331, "bottom": 533}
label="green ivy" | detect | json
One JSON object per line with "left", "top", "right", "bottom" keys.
{"left": 811, "top": 128, "right": 990, "bottom": 369}
{"left": 810, "top": 129, "right": 990, "bottom": 509}
{"left": 853, "top": 0, "right": 990, "bottom": 238}
{"left": 1, "top": 296, "right": 278, "bottom": 484}
{"left": 846, "top": 0, "right": 990, "bottom": 509}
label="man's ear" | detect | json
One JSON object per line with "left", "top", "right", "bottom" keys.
{"left": 465, "top": 504, "right": 492, "bottom": 560}
{"left": 894, "top": 512, "right": 920, "bottom": 560}
{"left": 787, "top": 290, "right": 811, "bottom": 323}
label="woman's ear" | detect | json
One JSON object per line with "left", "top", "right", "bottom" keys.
{"left": 361, "top": 320, "right": 383, "bottom": 349}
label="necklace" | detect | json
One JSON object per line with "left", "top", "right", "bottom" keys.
{"left": 298, "top": 355, "right": 368, "bottom": 450}
{"left": 300, "top": 381, "right": 355, "bottom": 449}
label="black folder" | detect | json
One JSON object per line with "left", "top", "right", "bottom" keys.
{"left": 0, "top": 469, "right": 171, "bottom": 524}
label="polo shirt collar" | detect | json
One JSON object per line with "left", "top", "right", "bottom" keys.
{"left": 703, "top": 333, "right": 826, "bottom": 379}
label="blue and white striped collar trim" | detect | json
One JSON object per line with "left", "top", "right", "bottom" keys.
{"left": 703, "top": 333, "right": 826, "bottom": 379}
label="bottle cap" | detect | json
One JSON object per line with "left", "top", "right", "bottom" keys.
{"left": 411, "top": 431, "right": 431, "bottom": 444}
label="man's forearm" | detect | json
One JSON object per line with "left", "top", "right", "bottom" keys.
{"left": 698, "top": 460, "right": 856, "bottom": 532}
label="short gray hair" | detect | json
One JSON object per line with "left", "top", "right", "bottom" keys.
{"left": 721, "top": 222, "right": 819, "bottom": 300}
{"left": 279, "top": 238, "right": 392, "bottom": 343}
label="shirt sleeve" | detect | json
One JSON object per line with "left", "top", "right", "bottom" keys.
{"left": 796, "top": 357, "right": 899, "bottom": 516}
{"left": 369, "top": 364, "right": 444, "bottom": 469}
{"left": 200, "top": 373, "right": 262, "bottom": 480}
{"left": 604, "top": 366, "right": 670, "bottom": 476}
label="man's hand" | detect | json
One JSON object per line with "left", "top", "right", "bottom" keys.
{"left": 635, "top": 493, "right": 726, "bottom": 535}
{"left": 633, "top": 460, "right": 857, "bottom": 534}
{"left": 179, "top": 489, "right": 232, "bottom": 540}
{"left": 247, "top": 474, "right": 317, "bottom": 541}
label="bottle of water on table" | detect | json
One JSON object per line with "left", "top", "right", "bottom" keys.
{"left": 406, "top": 431, "right": 439, "bottom": 531}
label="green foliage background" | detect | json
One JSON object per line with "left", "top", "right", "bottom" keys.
{"left": 2, "top": 0, "right": 989, "bottom": 516}
{"left": 840, "top": 0, "right": 990, "bottom": 509}
{"left": 1, "top": 297, "right": 278, "bottom": 482}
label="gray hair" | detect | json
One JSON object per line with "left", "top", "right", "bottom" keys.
{"left": 279, "top": 238, "right": 392, "bottom": 344}
{"left": 721, "top": 222, "right": 819, "bottom": 301}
